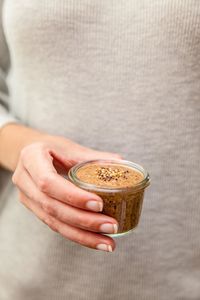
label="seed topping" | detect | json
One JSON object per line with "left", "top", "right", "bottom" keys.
{"left": 95, "top": 166, "right": 130, "bottom": 182}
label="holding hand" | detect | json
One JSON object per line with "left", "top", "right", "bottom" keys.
{"left": 12, "top": 135, "right": 122, "bottom": 252}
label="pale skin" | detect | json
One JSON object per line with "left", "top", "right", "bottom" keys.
{"left": 0, "top": 123, "right": 123, "bottom": 252}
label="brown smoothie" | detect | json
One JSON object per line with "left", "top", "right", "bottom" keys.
{"left": 73, "top": 162, "right": 148, "bottom": 235}
{"left": 76, "top": 164, "right": 144, "bottom": 188}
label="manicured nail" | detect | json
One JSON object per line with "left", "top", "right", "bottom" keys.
{"left": 86, "top": 200, "right": 103, "bottom": 212}
{"left": 96, "top": 244, "right": 113, "bottom": 252}
{"left": 99, "top": 223, "right": 118, "bottom": 234}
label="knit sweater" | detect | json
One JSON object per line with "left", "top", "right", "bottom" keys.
{"left": 0, "top": 1, "right": 200, "bottom": 299}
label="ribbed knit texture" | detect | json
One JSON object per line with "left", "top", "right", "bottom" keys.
{"left": 0, "top": 1, "right": 200, "bottom": 299}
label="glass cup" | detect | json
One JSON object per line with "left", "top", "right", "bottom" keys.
{"left": 68, "top": 159, "right": 150, "bottom": 237}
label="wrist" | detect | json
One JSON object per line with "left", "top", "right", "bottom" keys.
{"left": 0, "top": 123, "right": 50, "bottom": 171}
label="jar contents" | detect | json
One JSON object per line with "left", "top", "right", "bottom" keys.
{"left": 76, "top": 164, "right": 144, "bottom": 188}
{"left": 73, "top": 162, "right": 148, "bottom": 235}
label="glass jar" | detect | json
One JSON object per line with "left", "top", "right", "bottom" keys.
{"left": 68, "top": 159, "right": 150, "bottom": 237}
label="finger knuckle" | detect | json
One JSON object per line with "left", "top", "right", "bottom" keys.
{"left": 12, "top": 173, "right": 17, "bottom": 185}
{"left": 75, "top": 233, "right": 85, "bottom": 245}
{"left": 38, "top": 175, "right": 53, "bottom": 193}
{"left": 34, "top": 142, "right": 48, "bottom": 150}
{"left": 28, "top": 190, "right": 36, "bottom": 202}
{"left": 42, "top": 200, "right": 56, "bottom": 217}
{"left": 18, "top": 194, "right": 29, "bottom": 209}
{"left": 20, "top": 143, "right": 47, "bottom": 163}
{"left": 78, "top": 216, "right": 96, "bottom": 230}
{"left": 86, "top": 218, "right": 97, "bottom": 229}
{"left": 18, "top": 192, "right": 24, "bottom": 203}
{"left": 20, "top": 146, "right": 31, "bottom": 163}
{"left": 65, "top": 193, "right": 73, "bottom": 205}
{"left": 43, "top": 216, "right": 58, "bottom": 232}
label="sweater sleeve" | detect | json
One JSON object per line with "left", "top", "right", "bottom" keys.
{"left": 0, "top": 0, "right": 19, "bottom": 129}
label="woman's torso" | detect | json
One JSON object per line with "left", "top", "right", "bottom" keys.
{"left": 0, "top": 1, "right": 200, "bottom": 299}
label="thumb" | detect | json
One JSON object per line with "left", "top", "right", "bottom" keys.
{"left": 77, "top": 148, "right": 123, "bottom": 162}
{"left": 50, "top": 147, "right": 123, "bottom": 174}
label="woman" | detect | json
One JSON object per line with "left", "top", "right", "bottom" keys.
{"left": 0, "top": 1, "right": 200, "bottom": 299}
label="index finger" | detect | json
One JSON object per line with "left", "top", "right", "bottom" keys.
{"left": 40, "top": 174, "right": 103, "bottom": 212}
{"left": 21, "top": 144, "right": 103, "bottom": 212}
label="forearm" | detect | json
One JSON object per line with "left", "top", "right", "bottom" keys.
{"left": 0, "top": 123, "right": 46, "bottom": 171}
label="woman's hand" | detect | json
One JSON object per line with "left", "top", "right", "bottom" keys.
{"left": 12, "top": 134, "right": 122, "bottom": 252}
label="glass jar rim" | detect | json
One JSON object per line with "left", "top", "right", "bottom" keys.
{"left": 68, "top": 159, "right": 150, "bottom": 193}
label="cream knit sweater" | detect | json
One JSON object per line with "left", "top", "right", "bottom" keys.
{"left": 0, "top": 1, "right": 200, "bottom": 299}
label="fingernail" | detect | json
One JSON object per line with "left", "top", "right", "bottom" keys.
{"left": 86, "top": 200, "right": 103, "bottom": 212}
{"left": 99, "top": 223, "right": 118, "bottom": 234}
{"left": 96, "top": 244, "right": 113, "bottom": 252}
